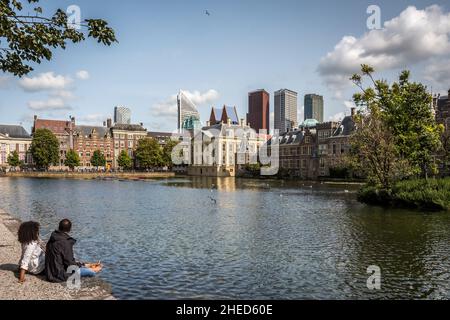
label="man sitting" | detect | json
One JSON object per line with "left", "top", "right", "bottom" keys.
{"left": 45, "top": 219, "right": 102, "bottom": 283}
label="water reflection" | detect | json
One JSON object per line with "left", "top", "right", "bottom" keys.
{"left": 0, "top": 177, "right": 449, "bottom": 300}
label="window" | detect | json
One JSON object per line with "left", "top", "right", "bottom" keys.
{"left": 302, "top": 159, "right": 307, "bottom": 169}
{"left": 128, "top": 141, "right": 133, "bottom": 148}
{"left": 333, "top": 144, "right": 337, "bottom": 155}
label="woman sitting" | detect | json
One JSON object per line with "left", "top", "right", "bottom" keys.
{"left": 17, "top": 221, "right": 46, "bottom": 283}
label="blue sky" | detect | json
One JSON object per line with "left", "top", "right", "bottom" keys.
{"left": 1, "top": 0, "right": 450, "bottom": 133}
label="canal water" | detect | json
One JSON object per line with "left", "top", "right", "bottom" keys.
{"left": 1, "top": 177, "right": 449, "bottom": 299}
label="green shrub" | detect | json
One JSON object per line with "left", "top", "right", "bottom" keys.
{"left": 358, "top": 178, "right": 450, "bottom": 211}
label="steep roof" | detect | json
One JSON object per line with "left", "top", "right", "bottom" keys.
{"left": 34, "top": 119, "right": 71, "bottom": 135}
{"left": 112, "top": 124, "right": 147, "bottom": 131}
{"left": 0, "top": 125, "right": 31, "bottom": 139}
{"left": 75, "top": 125, "right": 110, "bottom": 137}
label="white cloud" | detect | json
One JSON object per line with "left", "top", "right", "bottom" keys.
{"left": 27, "top": 98, "right": 72, "bottom": 111}
{"left": 181, "top": 89, "right": 219, "bottom": 105}
{"left": 76, "top": 70, "right": 90, "bottom": 80}
{"left": 329, "top": 112, "right": 345, "bottom": 122}
{"left": 318, "top": 5, "right": 450, "bottom": 93}
{"left": 151, "top": 89, "right": 220, "bottom": 120}
{"left": 50, "top": 90, "right": 75, "bottom": 100}
{"left": 19, "top": 72, "right": 73, "bottom": 92}
{"left": 77, "top": 114, "right": 107, "bottom": 125}
{"left": 424, "top": 58, "right": 450, "bottom": 92}
{"left": 343, "top": 100, "right": 356, "bottom": 110}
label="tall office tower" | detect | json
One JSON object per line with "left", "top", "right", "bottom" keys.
{"left": 114, "top": 106, "right": 132, "bottom": 124}
{"left": 274, "top": 89, "right": 298, "bottom": 133}
{"left": 304, "top": 94, "right": 324, "bottom": 123}
{"left": 247, "top": 89, "right": 270, "bottom": 133}
{"left": 177, "top": 90, "right": 201, "bottom": 131}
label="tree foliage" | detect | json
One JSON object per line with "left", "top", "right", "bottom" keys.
{"left": 7, "top": 150, "right": 22, "bottom": 167}
{"left": 349, "top": 65, "right": 443, "bottom": 187}
{"left": 90, "top": 149, "right": 106, "bottom": 168}
{"left": 162, "top": 139, "right": 180, "bottom": 167}
{"left": 135, "top": 138, "right": 163, "bottom": 169}
{"left": 117, "top": 149, "right": 132, "bottom": 170}
{"left": 29, "top": 128, "right": 59, "bottom": 169}
{"left": 64, "top": 149, "right": 80, "bottom": 170}
{"left": 0, "top": 0, "right": 117, "bottom": 76}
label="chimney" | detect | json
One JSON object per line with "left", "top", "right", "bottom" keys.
{"left": 34, "top": 115, "right": 37, "bottom": 121}
{"left": 206, "top": 121, "right": 210, "bottom": 126}
{"left": 107, "top": 118, "right": 112, "bottom": 128}
{"left": 351, "top": 107, "right": 356, "bottom": 117}
{"left": 240, "top": 118, "right": 245, "bottom": 127}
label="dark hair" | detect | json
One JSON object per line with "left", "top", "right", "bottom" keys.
{"left": 18, "top": 221, "right": 40, "bottom": 244}
{"left": 58, "top": 219, "right": 72, "bottom": 233}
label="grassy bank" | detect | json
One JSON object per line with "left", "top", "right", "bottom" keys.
{"left": 358, "top": 178, "right": 450, "bottom": 211}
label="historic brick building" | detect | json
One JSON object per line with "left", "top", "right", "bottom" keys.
{"left": 32, "top": 116, "right": 75, "bottom": 168}
{"left": 74, "top": 125, "right": 114, "bottom": 169}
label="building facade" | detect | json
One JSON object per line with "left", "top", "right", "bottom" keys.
{"left": 304, "top": 94, "right": 324, "bottom": 123}
{"left": 32, "top": 116, "right": 75, "bottom": 168}
{"left": 319, "top": 115, "right": 356, "bottom": 177}
{"left": 274, "top": 89, "right": 298, "bottom": 134}
{"left": 111, "top": 123, "right": 147, "bottom": 168}
{"left": 247, "top": 89, "right": 270, "bottom": 133}
{"left": 0, "top": 125, "right": 33, "bottom": 167}
{"left": 316, "top": 122, "right": 339, "bottom": 177}
{"left": 279, "top": 128, "right": 318, "bottom": 179}
{"left": 114, "top": 106, "right": 132, "bottom": 125}
{"left": 74, "top": 125, "right": 114, "bottom": 169}
{"left": 188, "top": 122, "right": 265, "bottom": 177}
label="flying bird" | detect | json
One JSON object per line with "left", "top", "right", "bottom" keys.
{"left": 205, "top": 10, "right": 211, "bottom": 16}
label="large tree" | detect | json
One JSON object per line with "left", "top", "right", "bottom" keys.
{"left": 351, "top": 65, "right": 443, "bottom": 181}
{"left": 7, "top": 150, "right": 22, "bottom": 167}
{"left": 90, "top": 149, "right": 106, "bottom": 169}
{"left": 1, "top": 0, "right": 117, "bottom": 76}
{"left": 135, "top": 138, "right": 163, "bottom": 169}
{"left": 29, "top": 128, "right": 59, "bottom": 169}
{"left": 64, "top": 149, "right": 80, "bottom": 170}
{"left": 117, "top": 149, "right": 132, "bottom": 170}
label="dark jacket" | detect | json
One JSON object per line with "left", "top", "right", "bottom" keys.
{"left": 45, "top": 230, "right": 82, "bottom": 283}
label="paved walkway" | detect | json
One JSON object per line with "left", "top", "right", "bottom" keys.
{"left": 0, "top": 209, "right": 114, "bottom": 300}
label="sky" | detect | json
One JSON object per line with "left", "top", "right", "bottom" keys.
{"left": 1, "top": 0, "right": 450, "bottom": 133}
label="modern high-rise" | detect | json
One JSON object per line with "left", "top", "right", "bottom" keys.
{"left": 114, "top": 106, "right": 131, "bottom": 125}
{"left": 177, "top": 90, "right": 201, "bottom": 131}
{"left": 304, "top": 94, "right": 324, "bottom": 123}
{"left": 274, "top": 89, "right": 298, "bottom": 134}
{"left": 247, "top": 89, "right": 270, "bottom": 133}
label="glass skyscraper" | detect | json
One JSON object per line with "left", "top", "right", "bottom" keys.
{"left": 177, "top": 91, "right": 201, "bottom": 131}
{"left": 304, "top": 94, "right": 324, "bottom": 123}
